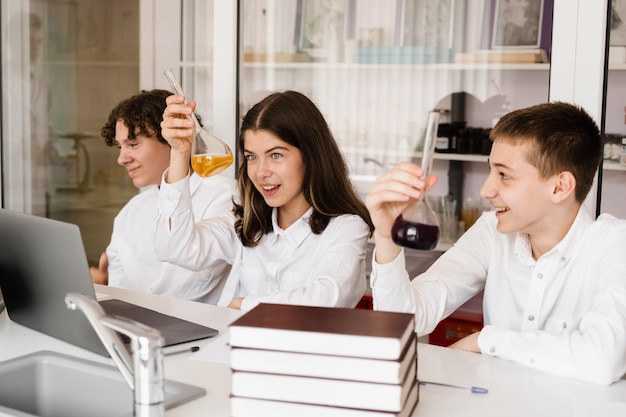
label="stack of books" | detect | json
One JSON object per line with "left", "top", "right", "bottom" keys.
{"left": 228, "top": 303, "right": 418, "bottom": 417}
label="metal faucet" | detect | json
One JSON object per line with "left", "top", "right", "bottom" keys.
{"left": 65, "top": 293, "right": 165, "bottom": 417}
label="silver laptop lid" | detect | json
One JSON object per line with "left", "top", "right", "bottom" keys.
{"left": 0, "top": 208, "right": 108, "bottom": 356}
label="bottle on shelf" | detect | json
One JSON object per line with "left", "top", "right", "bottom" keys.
{"left": 434, "top": 109, "right": 453, "bottom": 153}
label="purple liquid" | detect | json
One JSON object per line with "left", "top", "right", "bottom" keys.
{"left": 391, "top": 216, "right": 440, "bottom": 250}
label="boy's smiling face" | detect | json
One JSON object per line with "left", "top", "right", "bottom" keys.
{"left": 114, "top": 120, "right": 171, "bottom": 189}
{"left": 480, "top": 140, "right": 558, "bottom": 236}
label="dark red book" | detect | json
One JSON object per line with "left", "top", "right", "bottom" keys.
{"left": 229, "top": 303, "right": 415, "bottom": 360}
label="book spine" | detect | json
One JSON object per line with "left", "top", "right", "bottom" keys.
{"left": 229, "top": 327, "right": 409, "bottom": 360}
{"left": 230, "top": 334, "right": 417, "bottom": 384}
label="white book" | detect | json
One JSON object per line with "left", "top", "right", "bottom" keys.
{"left": 229, "top": 303, "right": 415, "bottom": 360}
{"left": 230, "top": 335, "right": 416, "bottom": 384}
{"left": 231, "top": 362, "right": 417, "bottom": 412}
{"left": 231, "top": 380, "right": 419, "bottom": 417}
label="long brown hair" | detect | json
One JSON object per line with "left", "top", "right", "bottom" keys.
{"left": 233, "top": 91, "right": 374, "bottom": 247}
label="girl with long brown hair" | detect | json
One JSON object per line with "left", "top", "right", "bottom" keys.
{"left": 154, "top": 90, "right": 373, "bottom": 311}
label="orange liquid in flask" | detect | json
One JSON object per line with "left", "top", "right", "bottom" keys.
{"left": 191, "top": 153, "right": 234, "bottom": 177}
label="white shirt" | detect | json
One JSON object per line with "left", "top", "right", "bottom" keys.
{"left": 107, "top": 173, "right": 235, "bottom": 304}
{"left": 370, "top": 209, "right": 626, "bottom": 385}
{"left": 153, "top": 174, "right": 369, "bottom": 312}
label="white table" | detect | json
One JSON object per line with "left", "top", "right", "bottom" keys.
{"left": 1, "top": 285, "right": 625, "bottom": 417}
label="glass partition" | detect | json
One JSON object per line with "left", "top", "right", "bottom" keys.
{"left": 9, "top": 1, "right": 624, "bottom": 267}
{"left": 599, "top": 1, "right": 626, "bottom": 218}
{"left": 238, "top": 0, "right": 553, "bottom": 243}
{"left": 1, "top": 0, "right": 140, "bottom": 264}
{"left": 179, "top": 0, "right": 215, "bottom": 131}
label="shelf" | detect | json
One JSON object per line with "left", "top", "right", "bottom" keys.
{"left": 243, "top": 61, "right": 626, "bottom": 71}
{"left": 343, "top": 146, "right": 489, "bottom": 163}
{"left": 242, "top": 62, "right": 550, "bottom": 71}
{"left": 602, "top": 161, "right": 626, "bottom": 171}
{"left": 354, "top": 156, "right": 624, "bottom": 172}
{"left": 432, "top": 153, "right": 488, "bottom": 162}
{"left": 47, "top": 61, "right": 139, "bottom": 68}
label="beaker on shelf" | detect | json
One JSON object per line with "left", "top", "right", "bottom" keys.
{"left": 429, "top": 195, "right": 458, "bottom": 244}
{"left": 461, "top": 195, "right": 488, "bottom": 232}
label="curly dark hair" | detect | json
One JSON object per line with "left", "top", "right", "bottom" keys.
{"left": 101, "top": 89, "right": 172, "bottom": 146}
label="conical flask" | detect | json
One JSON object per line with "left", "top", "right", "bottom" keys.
{"left": 391, "top": 111, "right": 441, "bottom": 250}
{"left": 164, "top": 68, "right": 233, "bottom": 177}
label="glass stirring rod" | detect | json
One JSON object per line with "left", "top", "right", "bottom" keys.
{"left": 163, "top": 68, "right": 202, "bottom": 134}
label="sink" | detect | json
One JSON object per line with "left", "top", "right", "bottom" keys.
{"left": 0, "top": 351, "right": 205, "bottom": 417}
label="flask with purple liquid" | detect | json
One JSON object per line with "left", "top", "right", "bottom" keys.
{"left": 391, "top": 111, "right": 441, "bottom": 250}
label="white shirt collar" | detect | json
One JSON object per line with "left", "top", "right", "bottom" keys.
{"left": 268, "top": 207, "right": 313, "bottom": 247}
{"left": 514, "top": 207, "right": 593, "bottom": 264}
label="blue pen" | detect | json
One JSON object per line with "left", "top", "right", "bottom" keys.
{"left": 419, "top": 380, "right": 488, "bottom": 394}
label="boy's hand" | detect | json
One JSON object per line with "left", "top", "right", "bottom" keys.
{"left": 448, "top": 332, "right": 481, "bottom": 353}
{"left": 365, "top": 162, "right": 437, "bottom": 238}
{"left": 365, "top": 162, "right": 438, "bottom": 264}
{"left": 89, "top": 252, "right": 109, "bottom": 285}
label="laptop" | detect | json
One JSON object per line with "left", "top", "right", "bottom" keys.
{"left": 0, "top": 208, "right": 218, "bottom": 357}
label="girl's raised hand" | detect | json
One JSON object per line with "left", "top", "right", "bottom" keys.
{"left": 160, "top": 94, "right": 197, "bottom": 154}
